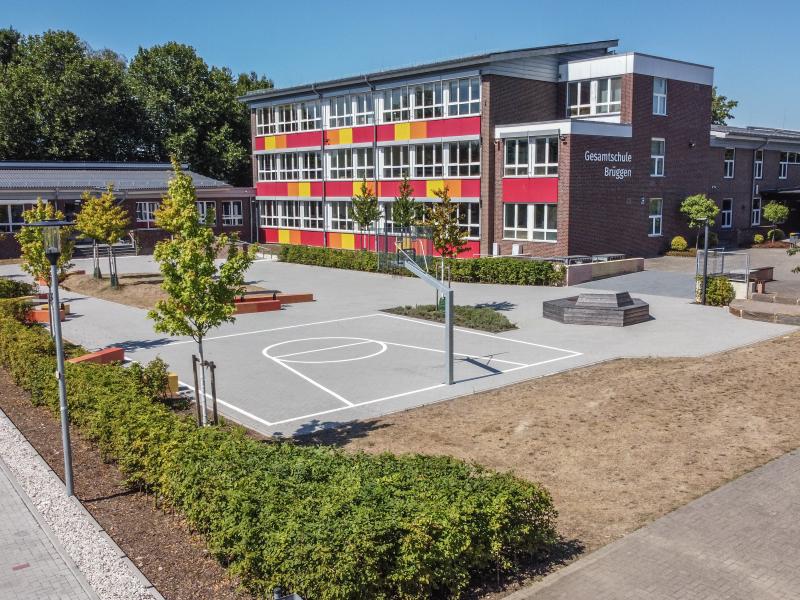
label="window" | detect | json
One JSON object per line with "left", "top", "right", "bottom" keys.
{"left": 751, "top": 196, "right": 762, "bottom": 226}
{"left": 300, "top": 152, "right": 323, "bottom": 180}
{"left": 221, "top": 201, "right": 243, "bottom": 226}
{"left": 280, "top": 153, "right": 300, "bottom": 180}
{"left": 136, "top": 201, "right": 159, "bottom": 224}
{"left": 721, "top": 198, "right": 733, "bottom": 228}
{"left": 503, "top": 203, "right": 557, "bottom": 241}
{"left": 753, "top": 149, "right": 763, "bottom": 179}
{"left": 354, "top": 93, "right": 374, "bottom": 125}
{"left": 196, "top": 201, "right": 216, "bottom": 225}
{"left": 260, "top": 200, "right": 322, "bottom": 229}
{"left": 779, "top": 152, "right": 789, "bottom": 179}
{"left": 257, "top": 154, "right": 279, "bottom": 181}
{"left": 412, "top": 82, "right": 443, "bottom": 119}
{"left": 0, "top": 203, "right": 34, "bottom": 232}
{"left": 447, "top": 77, "right": 480, "bottom": 116}
{"left": 382, "top": 145, "right": 410, "bottom": 178}
{"left": 256, "top": 106, "right": 276, "bottom": 135}
{"left": 447, "top": 141, "right": 480, "bottom": 177}
{"left": 413, "top": 143, "right": 443, "bottom": 178}
{"left": 650, "top": 138, "right": 665, "bottom": 176}
{"left": 298, "top": 102, "right": 321, "bottom": 131}
{"left": 567, "top": 80, "right": 591, "bottom": 116}
{"left": 276, "top": 104, "right": 298, "bottom": 133}
{"left": 260, "top": 201, "right": 277, "bottom": 227}
{"left": 723, "top": 149, "right": 735, "bottom": 178}
{"left": 457, "top": 203, "right": 480, "bottom": 238}
{"left": 504, "top": 139, "right": 529, "bottom": 176}
{"left": 354, "top": 148, "right": 374, "bottom": 179}
{"left": 595, "top": 77, "right": 622, "bottom": 114}
{"left": 568, "top": 77, "right": 622, "bottom": 116}
{"left": 648, "top": 198, "right": 663, "bottom": 236}
{"left": 653, "top": 77, "right": 667, "bottom": 115}
{"left": 329, "top": 201, "right": 353, "bottom": 231}
{"left": 302, "top": 201, "right": 324, "bottom": 229}
{"left": 329, "top": 95, "right": 353, "bottom": 128}
{"left": 278, "top": 200, "right": 301, "bottom": 227}
{"left": 383, "top": 87, "right": 410, "bottom": 122}
{"left": 533, "top": 136, "right": 558, "bottom": 176}
{"left": 328, "top": 149, "right": 353, "bottom": 179}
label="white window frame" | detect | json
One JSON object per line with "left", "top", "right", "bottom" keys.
{"left": 779, "top": 152, "right": 789, "bottom": 179}
{"left": 329, "top": 95, "right": 353, "bottom": 128}
{"left": 753, "top": 149, "right": 763, "bottom": 180}
{"left": 0, "top": 203, "right": 35, "bottom": 232}
{"left": 221, "top": 201, "right": 243, "bottom": 226}
{"left": 196, "top": 201, "right": 216, "bottom": 225}
{"left": 456, "top": 202, "right": 480, "bottom": 239}
{"left": 301, "top": 200, "right": 324, "bottom": 229}
{"left": 382, "top": 86, "right": 410, "bottom": 123}
{"left": 651, "top": 138, "right": 665, "bottom": 177}
{"left": 751, "top": 196, "right": 762, "bottom": 226}
{"left": 135, "top": 201, "right": 159, "bottom": 225}
{"left": 260, "top": 200, "right": 277, "bottom": 227}
{"left": 299, "top": 151, "right": 323, "bottom": 180}
{"left": 257, "top": 154, "right": 279, "bottom": 181}
{"left": 328, "top": 149, "right": 353, "bottom": 180}
{"left": 412, "top": 81, "right": 444, "bottom": 120}
{"left": 298, "top": 102, "right": 321, "bottom": 131}
{"left": 595, "top": 77, "right": 622, "bottom": 114}
{"left": 721, "top": 198, "right": 733, "bottom": 229}
{"left": 532, "top": 136, "right": 558, "bottom": 176}
{"left": 328, "top": 201, "right": 354, "bottom": 231}
{"left": 648, "top": 198, "right": 663, "bottom": 237}
{"left": 568, "top": 77, "right": 621, "bottom": 116}
{"left": 504, "top": 138, "right": 529, "bottom": 176}
{"left": 276, "top": 104, "right": 299, "bottom": 133}
{"left": 447, "top": 77, "right": 480, "bottom": 116}
{"left": 381, "top": 145, "right": 410, "bottom": 179}
{"left": 723, "top": 148, "right": 735, "bottom": 179}
{"left": 652, "top": 77, "right": 667, "bottom": 115}
{"left": 503, "top": 203, "right": 557, "bottom": 242}
{"left": 412, "top": 143, "right": 444, "bottom": 178}
{"left": 354, "top": 93, "right": 374, "bottom": 125}
{"left": 279, "top": 153, "right": 300, "bottom": 181}
{"left": 354, "top": 148, "right": 374, "bottom": 180}
{"left": 256, "top": 106, "right": 276, "bottom": 136}
{"left": 447, "top": 141, "right": 480, "bottom": 177}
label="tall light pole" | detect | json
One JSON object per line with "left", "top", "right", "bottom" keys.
{"left": 699, "top": 217, "right": 710, "bottom": 306}
{"left": 30, "top": 218, "right": 75, "bottom": 496}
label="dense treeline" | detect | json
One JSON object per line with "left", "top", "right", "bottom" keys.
{"left": 0, "top": 28, "right": 271, "bottom": 186}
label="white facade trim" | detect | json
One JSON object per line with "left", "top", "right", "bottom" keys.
{"left": 495, "top": 119, "right": 632, "bottom": 139}
{"left": 559, "top": 52, "right": 714, "bottom": 86}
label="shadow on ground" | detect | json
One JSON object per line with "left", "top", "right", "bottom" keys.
{"left": 281, "top": 418, "right": 392, "bottom": 445}
{"left": 475, "top": 300, "right": 517, "bottom": 311}
{"left": 108, "top": 338, "right": 175, "bottom": 352}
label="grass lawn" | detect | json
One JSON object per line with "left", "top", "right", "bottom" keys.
{"left": 383, "top": 304, "right": 517, "bottom": 332}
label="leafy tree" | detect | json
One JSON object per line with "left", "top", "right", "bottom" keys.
{"left": 427, "top": 187, "right": 468, "bottom": 285}
{"left": 0, "top": 27, "right": 21, "bottom": 66}
{"left": 16, "top": 200, "right": 74, "bottom": 285}
{"left": 680, "top": 194, "right": 720, "bottom": 250}
{"left": 75, "top": 186, "right": 130, "bottom": 285}
{"left": 392, "top": 175, "right": 417, "bottom": 237}
{"left": 762, "top": 201, "right": 790, "bottom": 241}
{"left": 351, "top": 180, "right": 382, "bottom": 250}
{"left": 711, "top": 87, "right": 738, "bottom": 125}
{"left": 148, "top": 161, "right": 255, "bottom": 425}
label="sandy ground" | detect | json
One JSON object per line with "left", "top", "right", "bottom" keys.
{"left": 308, "top": 330, "right": 800, "bottom": 556}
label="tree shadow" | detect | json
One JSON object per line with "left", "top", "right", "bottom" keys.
{"left": 108, "top": 338, "right": 175, "bottom": 352}
{"left": 475, "top": 301, "right": 517, "bottom": 311}
{"left": 274, "top": 418, "right": 392, "bottom": 447}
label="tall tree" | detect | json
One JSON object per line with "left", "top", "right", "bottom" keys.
{"left": 392, "top": 175, "right": 417, "bottom": 239}
{"left": 711, "top": 87, "right": 738, "bottom": 125}
{"left": 0, "top": 27, "right": 21, "bottom": 66}
{"left": 75, "top": 186, "right": 130, "bottom": 285}
{"left": 148, "top": 161, "right": 255, "bottom": 425}
{"left": 680, "top": 194, "right": 720, "bottom": 250}
{"left": 351, "top": 180, "right": 382, "bottom": 250}
{"left": 427, "top": 187, "right": 468, "bottom": 284}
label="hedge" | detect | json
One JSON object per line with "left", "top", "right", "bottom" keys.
{"left": 278, "top": 245, "right": 564, "bottom": 286}
{"left": 0, "top": 299, "right": 557, "bottom": 600}
{"left": 0, "top": 277, "right": 36, "bottom": 299}
{"left": 384, "top": 305, "right": 517, "bottom": 333}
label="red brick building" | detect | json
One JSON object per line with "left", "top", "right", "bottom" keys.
{"left": 239, "top": 40, "right": 800, "bottom": 258}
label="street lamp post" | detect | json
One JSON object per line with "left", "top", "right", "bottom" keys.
{"left": 699, "top": 217, "right": 710, "bottom": 306}
{"left": 31, "top": 218, "right": 75, "bottom": 496}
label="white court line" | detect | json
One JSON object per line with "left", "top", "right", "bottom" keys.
{"left": 177, "top": 379, "right": 278, "bottom": 427}
{"left": 262, "top": 347, "right": 354, "bottom": 407}
{"left": 385, "top": 341, "right": 529, "bottom": 367}
{"left": 274, "top": 339, "right": 373, "bottom": 359}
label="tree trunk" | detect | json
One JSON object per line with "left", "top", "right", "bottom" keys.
{"left": 93, "top": 241, "right": 101, "bottom": 278}
{"left": 107, "top": 247, "right": 113, "bottom": 286}
{"left": 109, "top": 245, "right": 118, "bottom": 288}
{"left": 198, "top": 337, "right": 208, "bottom": 426}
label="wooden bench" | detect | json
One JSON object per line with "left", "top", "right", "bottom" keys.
{"left": 67, "top": 347, "right": 125, "bottom": 365}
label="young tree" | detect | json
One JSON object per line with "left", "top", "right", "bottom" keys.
{"left": 392, "top": 175, "right": 417, "bottom": 242}
{"left": 148, "top": 161, "right": 256, "bottom": 425}
{"left": 426, "top": 186, "right": 468, "bottom": 285}
{"left": 711, "top": 87, "right": 738, "bottom": 125}
{"left": 351, "top": 179, "right": 382, "bottom": 250}
{"left": 762, "top": 201, "right": 790, "bottom": 241}
{"left": 680, "top": 194, "right": 720, "bottom": 250}
{"left": 75, "top": 186, "right": 130, "bottom": 286}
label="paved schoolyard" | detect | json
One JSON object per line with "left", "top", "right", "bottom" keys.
{"left": 1, "top": 256, "right": 796, "bottom": 436}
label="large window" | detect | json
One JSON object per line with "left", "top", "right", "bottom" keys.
{"left": 280, "top": 153, "right": 300, "bottom": 180}
{"left": 412, "top": 82, "right": 443, "bottom": 119}
{"left": 300, "top": 152, "right": 323, "bottom": 180}
{"left": 260, "top": 200, "right": 322, "bottom": 229}
{"left": 196, "top": 201, "right": 216, "bottom": 225}
{"left": 257, "top": 154, "right": 279, "bottom": 181}
{"left": 354, "top": 93, "right": 374, "bottom": 125}
{"left": 354, "top": 148, "right": 375, "bottom": 179}
{"left": 328, "top": 149, "right": 353, "bottom": 179}
{"left": 260, "top": 201, "right": 277, "bottom": 227}
{"left": 653, "top": 77, "right": 667, "bottom": 115}
{"left": 457, "top": 203, "right": 480, "bottom": 238}
{"left": 648, "top": 198, "right": 663, "bottom": 236}
{"left": 723, "top": 149, "right": 735, "bottom": 178}
{"left": 299, "top": 102, "right": 321, "bottom": 131}
{"left": 533, "top": 137, "right": 558, "bottom": 176}
{"left": 504, "top": 139, "right": 529, "bottom": 176}
{"left": 753, "top": 149, "right": 763, "bottom": 179}
{"left": 256, "top": 107, "right": 276, "bottom": 136}
{"left": 568, "top": 77, "right": 622, "bottom": 116}
{"left": 651, "top": 138, "right": 665, "bottom": 177}
{"left": 329, "top": 95, "right": 353, "bottom": 128}
{"left": 221, "top": 201, "right": 243, "bottom": 226}
{"left": 447, "top": 77, "right": 480, "bottom": 116}
{"left": 779, "top": 152, "right": 789, "bottom": 179}
{"left": 136, "top": 201, "right": 159, "bottom": 225}
{"left": 503, "top": 203, "right": 557, "bottom": 241}
{"left": 329, "top": 201, "right": 353, "bottom": 231}
{"left": 276, "top": 104, "right": 298, "bottom": 133}
{"left": 751, "top": 196, "right": 762, "bottom": 226}
{"left": 0, "top": 203, "right": 34, "bottom": 232}
{"left": 721, "top": 198, "right": 733, "bottom": 228}
{"left": 382, "top": 146, "right": 410, "bottom": 178}
{"left": 447, "top": 141, "right": 480, "bottom": 177}
{"left": 383, "top": 87, "right": 410, "bottom": 122}
{"left": 413, "top": 144, "right": 443, "bottom": 178}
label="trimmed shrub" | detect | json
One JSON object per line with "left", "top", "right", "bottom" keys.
{"left": 384, "top": 304, "right": 517, "bottom": 333}
{"left": 704, "top": 276, "right": 735, "bottom": 306}
{"left": 767, "top": 229, "right": 785, "bottom": 242}
{"left": 753, "top": 233, "right": 765, "bottom": 245}
{"left": 0, "top": 277, "right": 36, "bottom": 299}
{"left": 670, "top": 236, "right": 688, "bottom": 252}
{"left": 0, "top": 304, "right": 557, "bottom": 599}
{"left": 278, "top": 245, "right": 564, "bottom": 286}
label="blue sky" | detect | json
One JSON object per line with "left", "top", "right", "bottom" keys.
{"left": 3, "top": 0, "right": 798, "bottom": 129}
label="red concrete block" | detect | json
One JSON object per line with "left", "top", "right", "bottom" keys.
{"left": 27, "top": 307, "right": 65, "bottom": 323}
{"left": 67, "top": 347, "right": 125, "bottom": 365}
{"left": 276, "top": 293, "right": 314, "bottom": 304}
{"left": 234, "top": 299, "right": 281, "bottom": 314}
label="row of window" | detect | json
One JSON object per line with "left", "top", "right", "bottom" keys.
{"left": 724, "top": 149, "right": 800, "bottom": 180}
{"left": 257, "top": 141, "right": 481, "bottom": 182}
{"left": 135, "top": 201, "right": 244, "bottom": 226}
{"left": 568, "top": 76, "right": 666, "bottom": 118}
{"left": 255, "top": 77, "right": 481, "bottom": 135}
{"left": 259, "top": 200, "right": 481, "bottom": 237}
{"left": 0, "top": 203, "right": 34, "bottom": 232}
{"left": 504, "top": 136, "right": 559, "bottom": 176}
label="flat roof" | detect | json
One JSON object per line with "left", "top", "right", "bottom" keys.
{"left": 240, "top": 39, "right": 618, "bottom": 103}
{"left": 711, "top": 124, "right": 800, "bottom": 143}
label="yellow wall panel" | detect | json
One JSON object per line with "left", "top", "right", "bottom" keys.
{"left": 426, "top": 180, "right": 445, "bottom": 198}
{"left": 339, "top": 128, "right": 353, "bottom": 145}
{"left": 298, "top": 181, "right": 311, "bottom": 197}
{"left": 341, "top": 233, "right": 355, "bottom": 250}
{"left": 263, "top": 136, "right": 276, "bottom": 150}
{"left": 278, "top": 229, "right": 291, "bottom": 244}
{"left": 394, "top": 122, "right": 411, "bottom": 140}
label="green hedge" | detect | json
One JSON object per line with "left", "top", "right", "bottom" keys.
{"left": 278, "top": 245, "right": 564, "bottom": 286}
{"left": 0, "top": 300, "right": 557, "bottom": 599}
{"left": 384, "top": 305, "right": 517, "bottom": 333}
{"left": 0, "top": 277, "right": 36, "bottom": 299}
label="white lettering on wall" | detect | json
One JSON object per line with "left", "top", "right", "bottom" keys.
{"left": 585, "top": 150, "right": 633, "bottom": 179}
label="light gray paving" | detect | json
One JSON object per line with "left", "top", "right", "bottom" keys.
{"left": 508, "top": 449, "right": 800, "bottom": 600}
{"left": 0, "top": 458, "right": 95, "bottom": 600}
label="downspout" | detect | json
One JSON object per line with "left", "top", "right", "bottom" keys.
{"left": 313, "top": 83, "right": 327, "bottom": 248}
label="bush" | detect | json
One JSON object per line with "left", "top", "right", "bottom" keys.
{"left": 0, "top": 277, "right": 36, "bottom": 299}
{"left": 670, "top": 236, "right": 688, "bottom": 252}
{"left": 384, "top": 304, "right": 517, "bottom": 333}
{"left": 703, "top": 276, "right": 735, "bottom": 306}
{"left": 767, "top": 229, "right": 785, "bottom": 242}
{"left": 0, "top": 304, "right": 557, "bottom": 599}
{"left": 753, "top": 233, "right": 765, "bottom": 245}
{"left": 278, "top": 245, "right": 565, "bottom": 286}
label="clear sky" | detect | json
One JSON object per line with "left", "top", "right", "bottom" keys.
{"left": 3, "top": 0, "right": 798, "bottom": 129}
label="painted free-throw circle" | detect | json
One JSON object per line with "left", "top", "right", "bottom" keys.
{"left": 263, "top": 337, "right": 388, "bottom": 364}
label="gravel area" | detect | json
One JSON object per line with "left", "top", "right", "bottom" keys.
{"left": 0, "top": 408, "right": 160, "bottom": 600}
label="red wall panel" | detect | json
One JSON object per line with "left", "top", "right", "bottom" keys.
{"left": 502, "top": 177, "right": 558, "bottom": 203}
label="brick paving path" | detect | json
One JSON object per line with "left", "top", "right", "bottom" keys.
{"left": 509, "top": 449, "right": 800, "bottom": 599}
{"left": 0, "top": 458, "right": 95, "bottom": 600}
